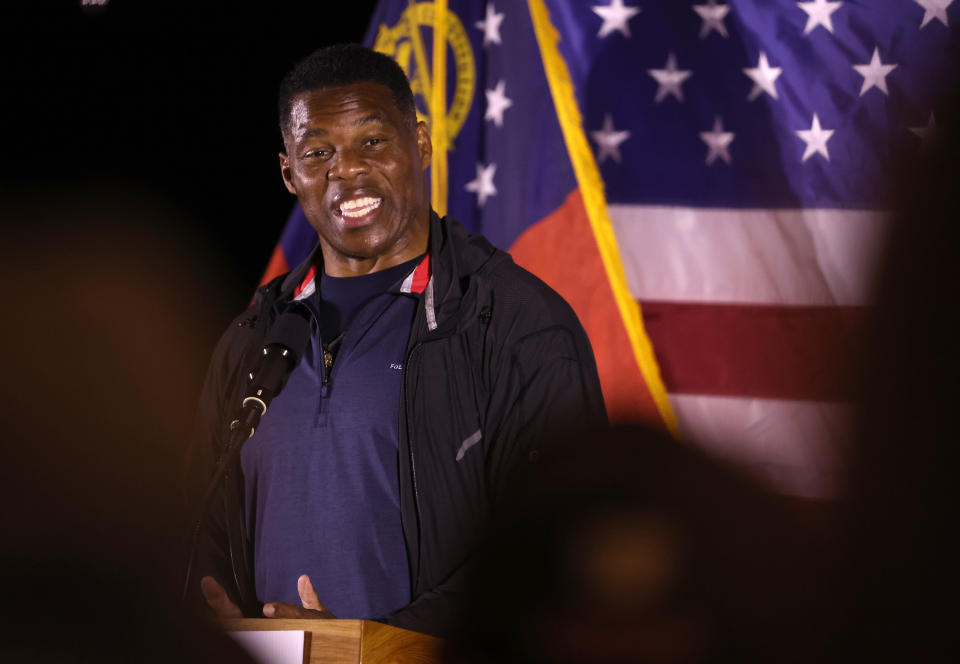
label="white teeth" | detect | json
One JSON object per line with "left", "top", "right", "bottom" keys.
{"left": 339, "top": 197, "right": 382, "bottom": 218}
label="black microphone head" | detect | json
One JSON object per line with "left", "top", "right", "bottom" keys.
{"left": 263, "top": 309, "right": 312, "bottom": 364}
{"left": 244, "top": 309, "right": 312, "bottom": 413}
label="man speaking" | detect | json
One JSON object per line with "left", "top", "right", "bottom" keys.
{"left": 186, "top": 44, "right": 605, "bottom": 638}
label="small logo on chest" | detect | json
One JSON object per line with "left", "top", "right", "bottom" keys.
{"left": 389, "top": 363, "right": 403, "bottom": 371}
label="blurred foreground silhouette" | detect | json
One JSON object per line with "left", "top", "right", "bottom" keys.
{"left": 0, "top": 184, "right": 254, "bottom": 661}
{"left": 447, "top": 426, "right": 833, "bottom": 663}
{"left": 836, "top": 85, "right": 959, "bottom": 661}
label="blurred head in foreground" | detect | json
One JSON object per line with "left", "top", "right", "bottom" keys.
{"left": 447, "top": 425, "right": 828, "bottom": 663}
{"left": 838, "top": 84, "right": 960, "bottom": 661}
{"left": 0, "top": 184, "right": 252, "bottom": 661}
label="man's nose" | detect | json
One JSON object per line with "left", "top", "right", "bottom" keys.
{"left": 327, "top": 148, "right": 368, "bottom": 180}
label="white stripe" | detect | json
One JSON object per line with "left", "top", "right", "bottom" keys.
{"left": 455, "top": 429, "right": 483, "bottom": 461}
{"left": 293, "top": 279, "right": 316, "bottom": 301}
{"left": 609, "top": 206, "right": 890, "bottom": 305}
{"left": 669, "top": 393, "right": 851, "bottom": 498}
{"left": 399, "top": 269, "right": 415, "bottom": 293}
{"left": 425, "top": 277, "right": 437, "bottom": 331}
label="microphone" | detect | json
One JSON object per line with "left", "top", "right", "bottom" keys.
{"left": 182, "top": 307, "right": 312, "bottom": 606}
{"left": 232, "top": 309, "right": 312, "bottom": 438}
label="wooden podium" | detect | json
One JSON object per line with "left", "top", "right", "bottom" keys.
{"left": 219, "top": 619, "right": 443, "bottom": 664}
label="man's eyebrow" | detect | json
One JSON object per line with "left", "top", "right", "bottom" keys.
{"left": 295, "top": 114, "right": 387, "bottom": 141}
{"left": 354, "top": 112, "right": 387, "bottom": 127}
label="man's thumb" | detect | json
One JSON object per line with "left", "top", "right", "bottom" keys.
{"left": 200, "top": 576, "right": 243, "bottom": 618}
{"left": 297, "top": 574, "right": 324, "bottom": 611}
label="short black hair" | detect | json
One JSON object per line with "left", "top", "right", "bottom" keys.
{"left": 277, "top": 43, "right": 418, "bottom": 141}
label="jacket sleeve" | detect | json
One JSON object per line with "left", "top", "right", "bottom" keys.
{"left": 377, "top": 563, "right": 474, "bottom": 638}
{"left": 379, "top": 320, "right": 606, "bottom": 638}
{"left": 181, "top": 321, "right": 252, "bottom": 613}
{"left": 485, "top": 322, "right": 607, "bottom": 502}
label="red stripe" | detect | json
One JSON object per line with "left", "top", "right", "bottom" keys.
{"left": 294, "top": 265, "right": 316, "bottom": 298}
{"left": 640, "top": 301, "right": 867, "bottom": 401}
{"left": 509, "top": 189, "right": 664, "bottom": 426}
{"left": 410, "top": 253, "right": 431, "bottom": 294}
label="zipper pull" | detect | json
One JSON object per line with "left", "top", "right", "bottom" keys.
{"left": 320, "top": 332, "right": 344, "bottom": 390}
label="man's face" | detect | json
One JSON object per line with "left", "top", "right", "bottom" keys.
{"left": 279, "top": 82, "right": 432, "bottom": 276}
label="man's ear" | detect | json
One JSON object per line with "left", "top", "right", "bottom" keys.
{"left": 416, "top": 121, "right": 432, "bottom": 170}
{"left": 279, "top": 152, "right": 297, "bottom": 195}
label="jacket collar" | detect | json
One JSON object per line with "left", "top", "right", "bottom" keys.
{"left": 272, "top": 210, "right": 498, "bottom": 334}
{"left": 279, "top": 241, "right": 323, "bottom": 301}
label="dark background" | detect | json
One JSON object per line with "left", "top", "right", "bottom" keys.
{"left": 1, "top": 0, "right": 378, "bottom": 333}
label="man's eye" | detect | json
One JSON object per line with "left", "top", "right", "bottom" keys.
{"left": 305, "top": 149, "right": 329, "bottom": 159}
{"left": 365, "top": 137, "right": 383, "bottom": 146}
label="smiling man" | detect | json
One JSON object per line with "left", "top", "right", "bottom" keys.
{"left": 186, "top": 44, "right": 605, "bottom": 638}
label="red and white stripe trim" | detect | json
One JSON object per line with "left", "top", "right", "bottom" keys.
{"left": 399, "top": 253, "right": 431, "bottom": 294}
{"left": 292, "top": 253, "right": 431, "bottom": 302}
{"left": 293, "top": 265, "right": 317, "bottom": 301}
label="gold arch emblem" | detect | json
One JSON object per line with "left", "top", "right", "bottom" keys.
{"left": 373, "top": 1, "right": 475, "bottom": 145}
{"left": 374, "top": 1, "right": 475, "bottom": 215}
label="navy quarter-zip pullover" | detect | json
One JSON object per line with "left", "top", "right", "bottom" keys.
{"left": 240, "top": 255, "right": 423, "bottom": 618}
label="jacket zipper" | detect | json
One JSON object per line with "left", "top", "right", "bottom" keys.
{"left": 403, "top": 340, "right": 426, "bottom": 593}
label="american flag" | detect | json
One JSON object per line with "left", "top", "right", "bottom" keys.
{"left": 262, "top": 0, "right": 958, "bottom": 497}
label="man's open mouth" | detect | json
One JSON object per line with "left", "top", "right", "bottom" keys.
{"left": 339, "top": 196, "right": 383, "bottom": 219}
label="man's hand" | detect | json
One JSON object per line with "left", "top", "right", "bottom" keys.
{"left": 200, "top": 576, "right": 243, "bottom": 618}
{"left": 262, "top": 574, "right": 336, "bottom": 619}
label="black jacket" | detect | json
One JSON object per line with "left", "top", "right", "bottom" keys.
{"left": 185, "top": 213, "right": 606, "bottom": 637}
